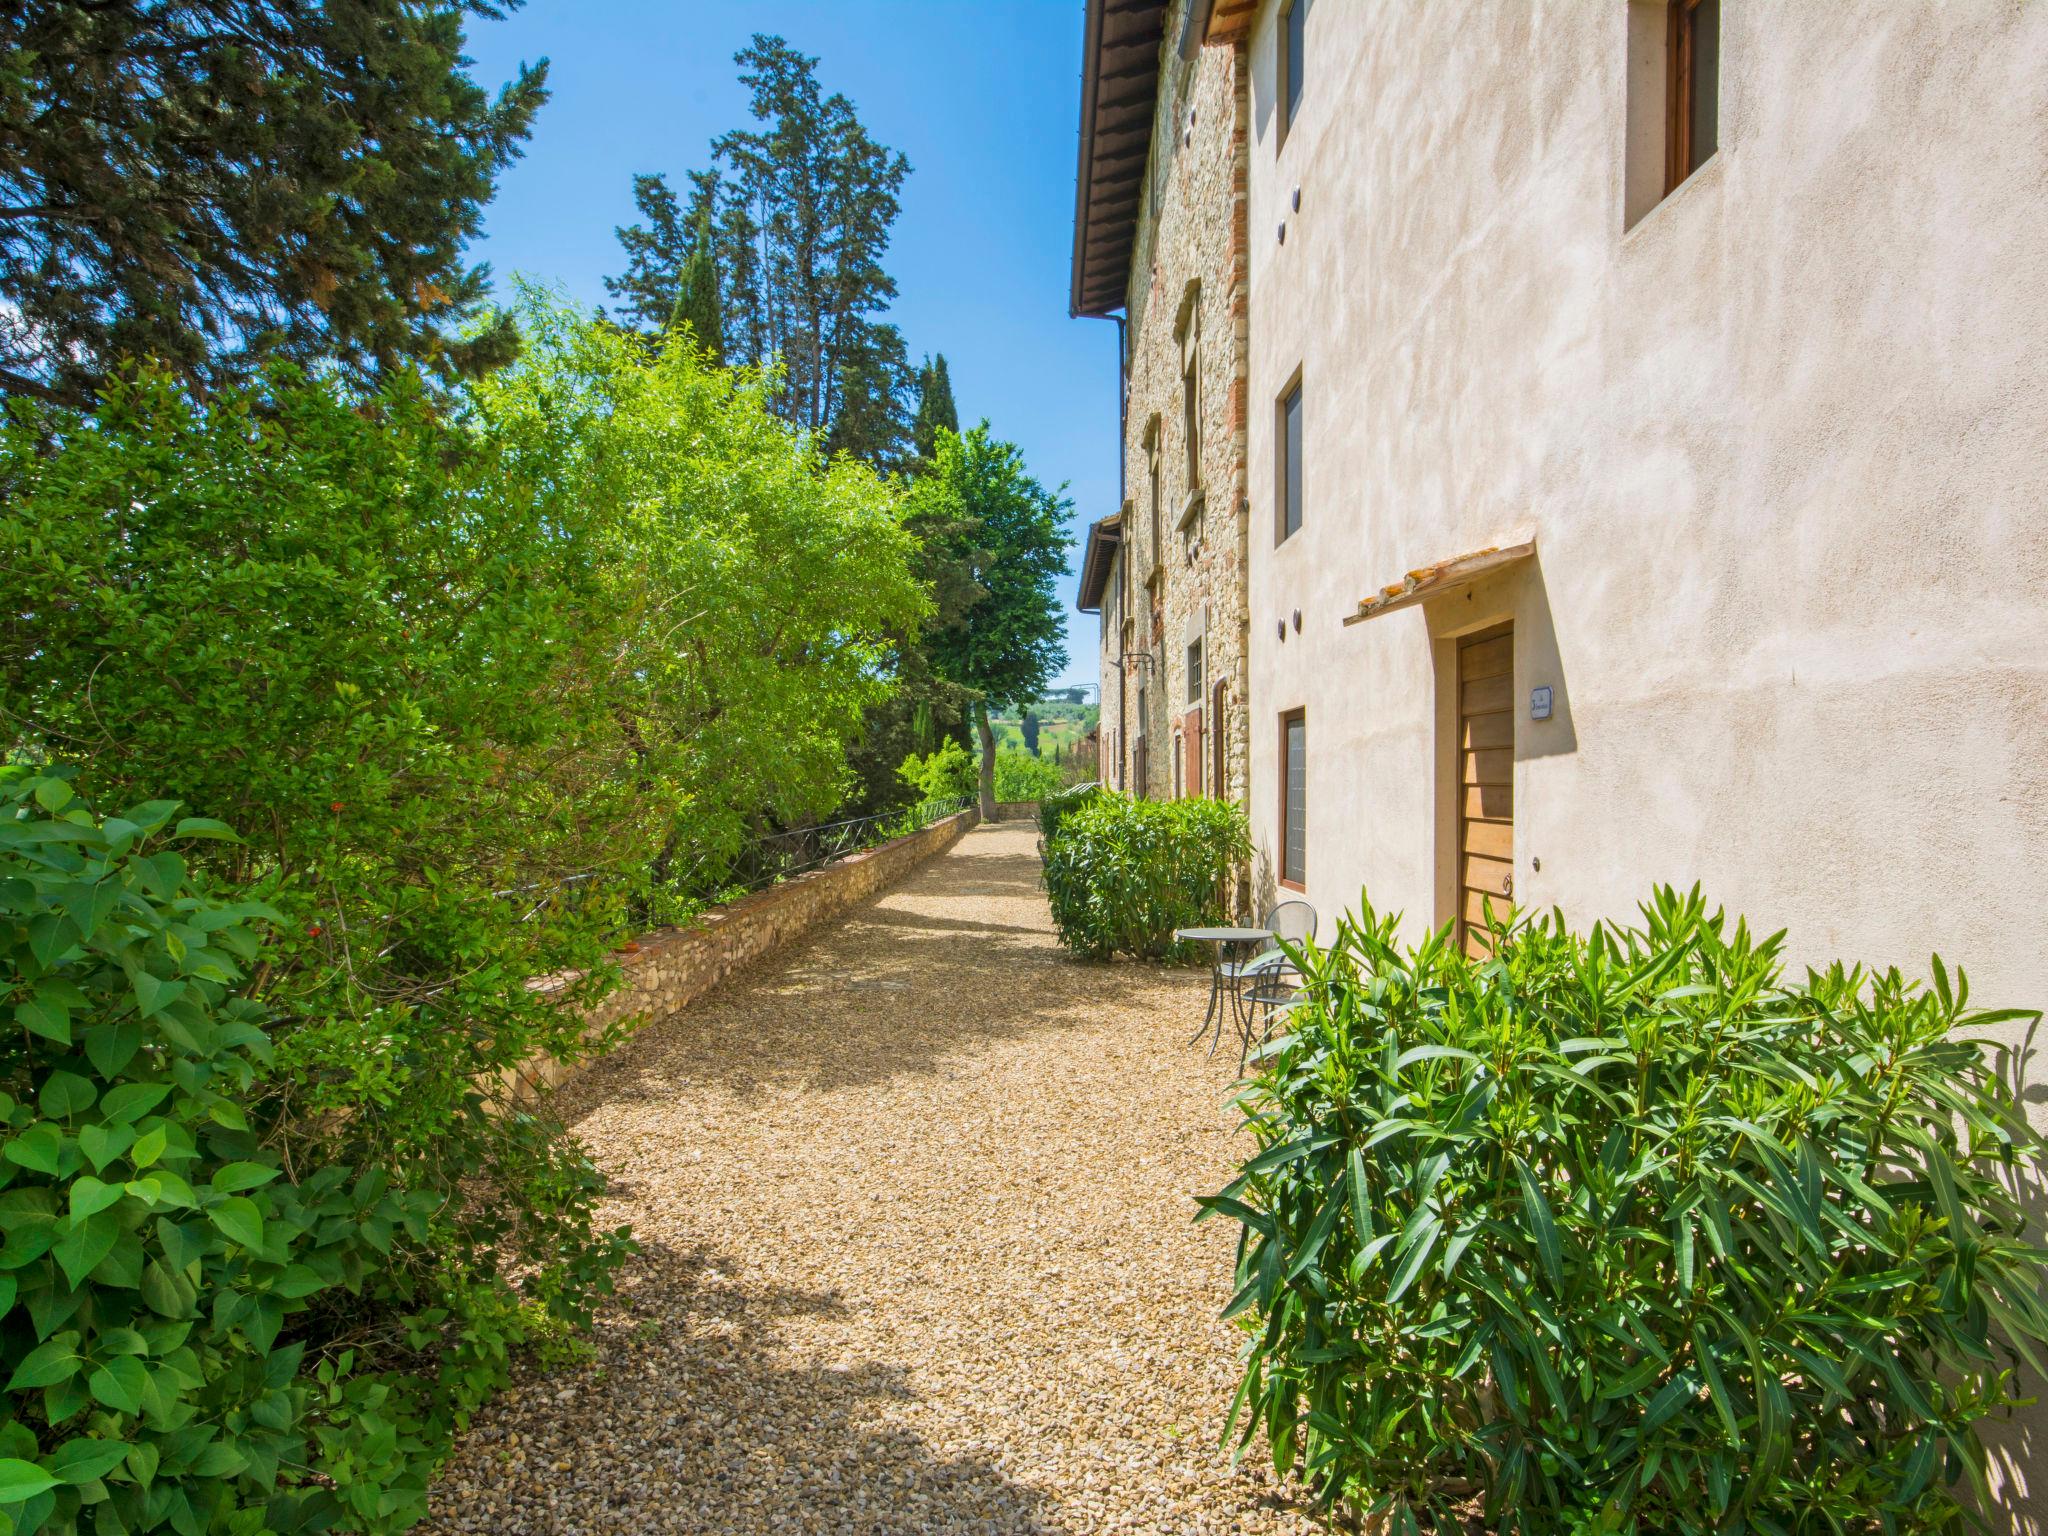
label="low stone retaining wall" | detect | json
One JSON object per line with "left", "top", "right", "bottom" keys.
{"left": 516, "top": 809, "right": 978, "bottom": 1096}
{"left": 992, "top": 800, "right": 1041, "bottom": 823}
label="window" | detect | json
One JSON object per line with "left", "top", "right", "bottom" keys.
{"left": 1666, "top": 0, "right": 1719, "bottom": 194}
{"left": 1146, "top": 426, "right": 1163, "bottom": 573}
{"left": 1135, "top": 684, "right": 1149, "bottom": 799}
{"left": 1279, "top": 377, "right": 1304, "bottom": 542}
{"left": 1181, "top": 324, "right": 1202, "bottom": 495}
{"left": 1280, "top": 711, "right": 1306, "bottom": 887}
{"left": 1624, "top": 0, "right": 1720, "bottom": 227}
{"left": 1211, "top": 679, "right": 1228, "bottom": 803}
{"left": 1281, "top": 0, "right": 1307, "bottom": 136}
{"left": 1186, "top": 638, "right": 1203, "bottom": 705}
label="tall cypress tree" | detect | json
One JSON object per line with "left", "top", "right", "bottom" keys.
{"left": 912, "top": 354, "right": 960, "bottom": 466}
{"left": 668, "top": 204, "right": 725, "bottom": 362}
{"left": 0, "top": 1, "right": 548, "bottom": 408}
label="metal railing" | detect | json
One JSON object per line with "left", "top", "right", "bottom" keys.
{"left": 496, "top": 796, "right": 974, "bottom": 928}
{"left": 727, "top": 796, "right": 971, "bottom": 893}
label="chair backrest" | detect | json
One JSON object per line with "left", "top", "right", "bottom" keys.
{"left": 1265, "top": 899, "right": 1317, "bottom": 947}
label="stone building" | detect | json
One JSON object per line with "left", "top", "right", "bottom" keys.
{"left": 1072, "top": 0, "right": 1250, "bottom": 808}
{"left": 1075, "top": 0, "right": 2047, "bottom": 1518}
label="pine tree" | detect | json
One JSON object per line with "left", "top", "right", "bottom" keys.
{"left": 0, "top": 1, "right": 547, "bottom": 408}
{"left": 912, "top": 354, "right": 961, "bottom": 465}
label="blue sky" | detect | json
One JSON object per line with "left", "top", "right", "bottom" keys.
{"left": 462, "top": 0, "right": 1112, "bottom": 692}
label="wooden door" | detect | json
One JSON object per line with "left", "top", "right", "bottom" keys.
{"left": 1458, "top": 624, "right": 1514, "bottom": 957}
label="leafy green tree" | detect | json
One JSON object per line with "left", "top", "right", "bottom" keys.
{"left": 912, "top": 353, "right": 960, "bottom": 465}
{"left": 0, "top": 296, "right": 925, "bottom": 1516}
{"left": 0, "top": 1, "right": 547, "bottom": 408}
{"left": 911, "top": 426, "right": 1072, "bottom": 817}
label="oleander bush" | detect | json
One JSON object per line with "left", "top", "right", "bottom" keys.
{"left": 1036, "top": 782, "right": 1101, "bottom": 851}
{"left": 1204, "top": 888, "right": 2048, "bottom": 1536}
{"left": 992, "top": 749, "right": 1062, "bottom": 804}
{"left": 1041, "top": 795, "right": 1248, "bottom": 961}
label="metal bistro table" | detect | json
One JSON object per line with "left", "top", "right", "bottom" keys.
{"left": 1174, "top": 926, "right": 1273, "bottom": 1057}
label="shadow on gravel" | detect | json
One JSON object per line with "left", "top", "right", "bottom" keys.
{"left": 554, "top": 826, "right": 1207, "bottom": 1105}
{"left": 424, "top": 1240, "right": 1057, "bottom": 1536}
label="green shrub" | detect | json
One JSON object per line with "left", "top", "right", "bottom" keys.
{"left": 1205, "top": 888, "right": 2048, "bottom": 1536}
{"left": 993, "top": 749, "right": 1061, "bottom": 804}
{"left": 1036, "top": 783, "right": 1101, "bottom": 849}
{"left": 896, "top": 742, "right": 975, "bottom": 803}
{"left": 1041, "top": 795, "right": 1247, "bottom": 961}
{"left": 0, "top": 300, "right": 925, "bottom": 1523}
{"left": 0, "top": 767, "right": 443, "bottom": 1534}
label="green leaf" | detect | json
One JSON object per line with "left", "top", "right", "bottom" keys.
{"left": 98, "top": 1084, "right": 168, "bottom": 1127}
{"left": 45, "top": 1438, "right": 129, "bottom": 1486}
{"left": 87, "top": 1356, "right": 146, "bottom": 1415}
{"left": 209, "top": 1163, "right": 279, "bottom": 1195}
{"left": 38, "top": 1072, "right": 96, "bottom": 1120}
{"left": 0, "top": 1459, "right": 57, "bottom": 1505}
{"left": 130, "top": 972, "right": 184, "bottom": 1021}
{"left": 6, "top": 1337, "right": 80, "bottom": 1391}
{"left": 208, "top": 1197, "right": 263, "bottom": 1251}
{"left": 1517, "top": 1159, "right": 1564, "bottom": 1294}
{"left": 130, "top": 1128, "right": 166, "bottom": 1169}
{"left": 53, "top": 1210, "right": 120, "bottom": 1288}
{"left": 76, "top": 1123, "right": 132, "bottom": 1173}
{"left": 14, "top": 996, "right": 70, "bottom": 1045}
{"left": 83, "top": 1022, "right": 142, "bottom": 1081}
{"left": 67, "top": 1178, "right": 124, "bottom": 1221}
{"left": 4, "top": 1127, "right": 61, "bottom": 1176}
{"left": 171, "top": 817, "right": 239, "bottom": 843}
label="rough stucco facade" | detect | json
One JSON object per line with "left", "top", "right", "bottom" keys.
{"left": 1083, "top": 30, "right": 1251, "bottom": 809}
{"left": 1226, "top": 1, "right": 2047, "bottom": 1518}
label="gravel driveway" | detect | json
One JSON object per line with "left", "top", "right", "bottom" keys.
{"left": 421, "top": 820, "right": 1318, "bottom": 1535}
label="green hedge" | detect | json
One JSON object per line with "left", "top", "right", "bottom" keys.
{"left": 1035, "top": 783, "right": 1101, "bottom": 850}
{"left": 1041, "top": 795, "right": 1247, "bottom": 961}
{"left": 1205, "top": 888, "right": 2048, "bottom": 1535}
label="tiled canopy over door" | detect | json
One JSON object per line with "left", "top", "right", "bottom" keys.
{"left": 1458, "top": 624, "right": 1515, "bottom": 956}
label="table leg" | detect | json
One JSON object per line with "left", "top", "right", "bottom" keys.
{"left": 1188, "top": 963, "right": 1222, "bottom": 1047}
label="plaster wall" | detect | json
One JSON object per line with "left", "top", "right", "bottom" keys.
{"left": 1103, "top": 34, "right": 1253, "bottom": 806}
{"left": 1239, "top": 2, "right": 2048, "bottom": 1516}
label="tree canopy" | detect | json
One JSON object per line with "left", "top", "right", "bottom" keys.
{"left": 0, "top": 0, "right": 548, "bottom": 408}
{"left": 909, "top": 425, "right": 1072, "bottom": 814}
{"left": 606, "top": 35, "right": 911, "bottom": 457}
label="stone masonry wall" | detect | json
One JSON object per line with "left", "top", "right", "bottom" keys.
{"left": 512, "top": 809, "right": 978, "bottom": 1097}
{"left": 1104, "top": 35, "right": 1251, "bottom": 812}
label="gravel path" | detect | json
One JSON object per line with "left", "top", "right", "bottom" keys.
{"left": 421, "top": 821, "right": 1319, "bottom": 1535}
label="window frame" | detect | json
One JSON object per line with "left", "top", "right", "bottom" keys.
{"left": 1280, "top": 0, "right": 1306, "bottom": 141}
{"left": 1145, "top": 420, "right": 1163, "bottom": 576}
{"left": 1278, "top": 372, "right": 1305, "bottom": 544}
{"left": 1279, "top": 708, "right": 1307, "bottom": 890}
{"left": 1664, "top": 0, "right": 1718, "bottom": 195}
{"left": 1186, "top": 637, "right": 1203, "bottom": 706}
